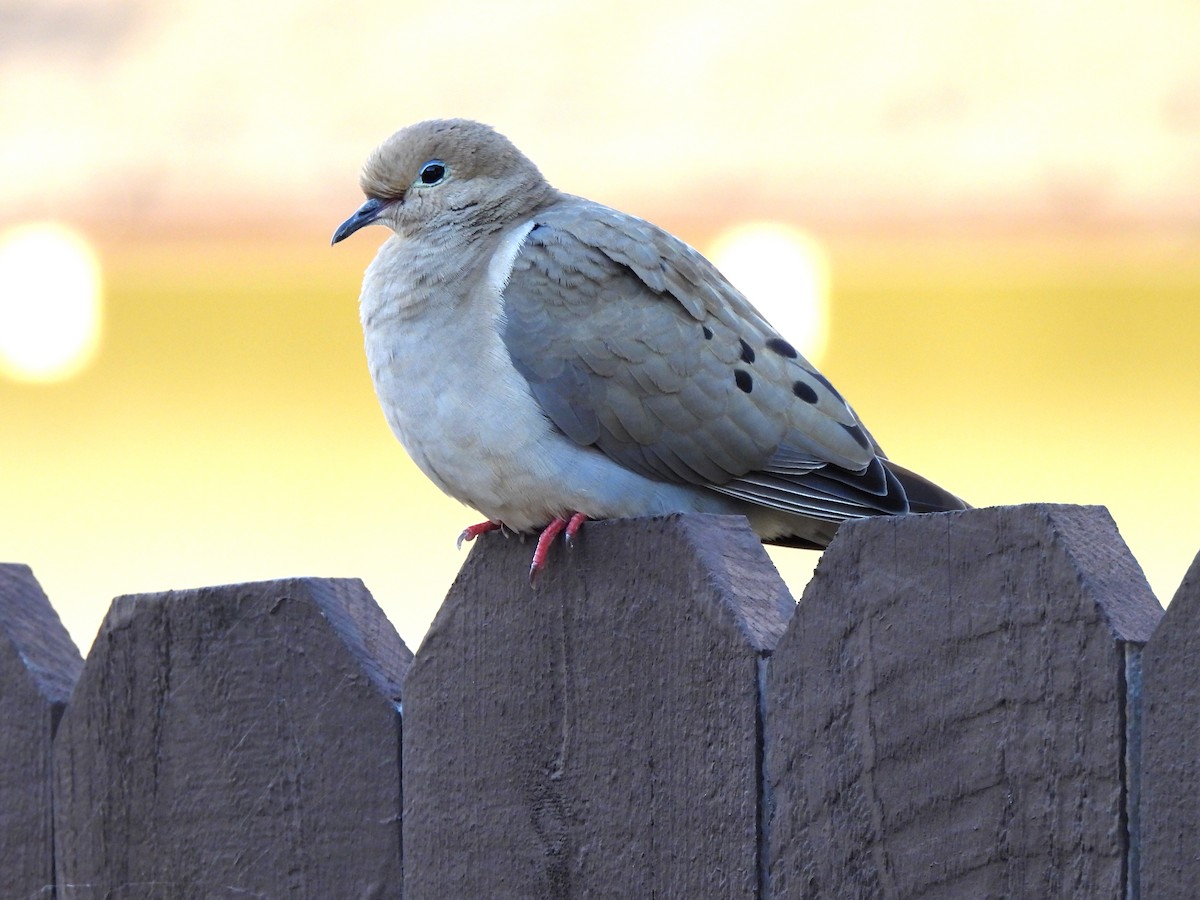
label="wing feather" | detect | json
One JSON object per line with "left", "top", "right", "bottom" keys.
{"left": 499, "top": 201, "right": 918, "bottom": 525}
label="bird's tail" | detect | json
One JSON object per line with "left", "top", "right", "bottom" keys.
{"left": 884, "top": 460, "right": 972, "bottom": 512}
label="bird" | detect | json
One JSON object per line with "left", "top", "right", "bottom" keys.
{"left": 332, "top": 118, "right": 967, "bottom": 579}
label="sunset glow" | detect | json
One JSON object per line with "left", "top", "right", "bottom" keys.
{"left": 0, "top": 223, "right": 103, "bottom": 383}
{"left": 709, "top": 223, "right": 831, "bottom": 366}
{"left": 3, "top": 2, "right": 1197, "bottom": 654}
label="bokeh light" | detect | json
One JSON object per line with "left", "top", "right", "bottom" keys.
{"left": 708, "top": 223, "right": 831, "bottom": 365}
{"left": 0, "top": 223, "right": 103, "bottom": 383}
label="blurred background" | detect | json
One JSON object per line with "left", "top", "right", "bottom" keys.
{"left": 3, "top": 0, "right": 1198, "bottom": 654}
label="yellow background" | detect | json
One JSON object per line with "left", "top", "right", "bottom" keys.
{"left": 3, "top": 2, "right": 1198, "bottom": 651}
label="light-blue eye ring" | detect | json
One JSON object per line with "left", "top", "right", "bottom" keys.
{"left": 418, "top": 160, "right": 447, "bottom": 185}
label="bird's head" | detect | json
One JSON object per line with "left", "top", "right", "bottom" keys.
{"left": 331, "top": 118, "right": 552, "bottom": 245}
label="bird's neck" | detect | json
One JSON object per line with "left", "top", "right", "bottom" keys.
{"left": 360, "top": 229, "right": 492, "bottom": 325}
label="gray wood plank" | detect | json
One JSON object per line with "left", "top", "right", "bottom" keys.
{"left": 1139, "top": 549, "right": 1200, "bottom": 899}
{"left": 402, "top": 514, "right": 795, "bottom": 899}
{"left": 0, "top": 563, "right": 83, "bottom": 898}
{"left": 766, "top": 504, "right": 1161, "bottom": 899}
{"left": 53, "top": 577, "right": 411, "bottom": 898}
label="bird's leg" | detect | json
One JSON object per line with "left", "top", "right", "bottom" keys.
{"left": 528, "top": 513, "right": 588, "bottom": 583}
{"left": 457, "top": 520, "right": 501, "bottom": 550}
{"left": 529, "top": 517, "right": 568, "bottom": 583}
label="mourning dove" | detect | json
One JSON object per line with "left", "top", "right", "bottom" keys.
{"left": 333, "top": 119, "right": 967, "bottom": 576}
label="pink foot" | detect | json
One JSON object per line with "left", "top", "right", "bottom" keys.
{"left": 529, "top": 513, "right": 588, "bottom": 584}
{"left": 457, "top": 520, "right": 501, "bottom": 550}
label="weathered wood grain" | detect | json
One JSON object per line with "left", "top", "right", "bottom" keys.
{"left": 0, "top": 564, "right": 83, "bottom": 897}
{"left": 53, "top": 577, "right": 411, "bottom": 898}
{"left": 402, "top": 514, "right": 795, "bottom": 899}
{"left": 1139, "top": 550, "right": 1200, "bottom": 899}
{"left": 766, "top": 504, "right": 1162, "bottom": 899}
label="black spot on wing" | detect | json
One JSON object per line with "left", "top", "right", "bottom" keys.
{"left": 766, "top": 337, "right": 799, "bottom": 359}
{"left": 702, "top": 325, "right": 713, "bottom": 340}
{"left": 734, "top": 369, "right": 753, "bottom": 393}
{"left": 810, "top": 369, "right": 844, "bottom": 403}
{"left": 739, "top": 339, "right": 755, "bottom": 364}
{"left": 792, "top": 380, "right": 819, "bottom": 403}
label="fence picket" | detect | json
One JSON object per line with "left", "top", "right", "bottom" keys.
{"left": 52, "top": 577, "right": 411, "bottom": 897}
{"left": 0, "top": 564, "right": 83, "bottom": 897}
{"left": 402, "top": 514, "right": 795, "bottom": 899}
{"left": 1139, "top": 550, "right": 1200, "bottom": 899}
{"left": 765, "top": 504, "right": 1162, "bottom": 899}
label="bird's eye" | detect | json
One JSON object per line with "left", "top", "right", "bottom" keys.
{"left": 418, "top": 160, "right": 447, "bottom": 185}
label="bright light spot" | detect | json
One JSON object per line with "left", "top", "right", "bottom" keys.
{"left": 708, "top": 222, "right": 830, "bottom": 365}
{"left": 0, "top": 223, "right": 103, "bottom": 383}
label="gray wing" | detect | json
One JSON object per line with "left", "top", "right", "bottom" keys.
{"left": 499, "top": 200, "right": 910, "bottom": 524}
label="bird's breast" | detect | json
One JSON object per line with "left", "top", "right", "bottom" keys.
{"left": 355, "top": 228, "right": 744, "bottom": 532}
{"left": 359, "top": 239, "right": 567, "bottom": 526}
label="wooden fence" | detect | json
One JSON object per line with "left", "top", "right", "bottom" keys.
{"left": 2, "top": 503, "right": 1197, "bottom": 898}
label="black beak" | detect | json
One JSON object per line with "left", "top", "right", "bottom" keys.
{"left": 332, "top": 197, "right": 388, "bottom": 245}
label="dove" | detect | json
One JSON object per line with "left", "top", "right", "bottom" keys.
{"left": 332, "top": 118, "right": 967, "bottom": 578}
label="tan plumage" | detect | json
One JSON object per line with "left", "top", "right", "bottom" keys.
{"left": 333, "top": 118, "right": 967, "bottom": 557}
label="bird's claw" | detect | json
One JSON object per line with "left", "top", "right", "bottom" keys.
{"left": 563, "top": 512, "right": 587, "bottom": 551}
{"left": 528, "top": 513, "right": 588, "bottom": 585}
{"left": 457, "top": 520, "right": 501, "bottom": 550}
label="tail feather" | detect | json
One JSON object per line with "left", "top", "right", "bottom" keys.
{"left": 755, "top": 459, "right": 968, "bottom": 550}
{"left": 884, "top": 460, "right": 971, "bottom": 513}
